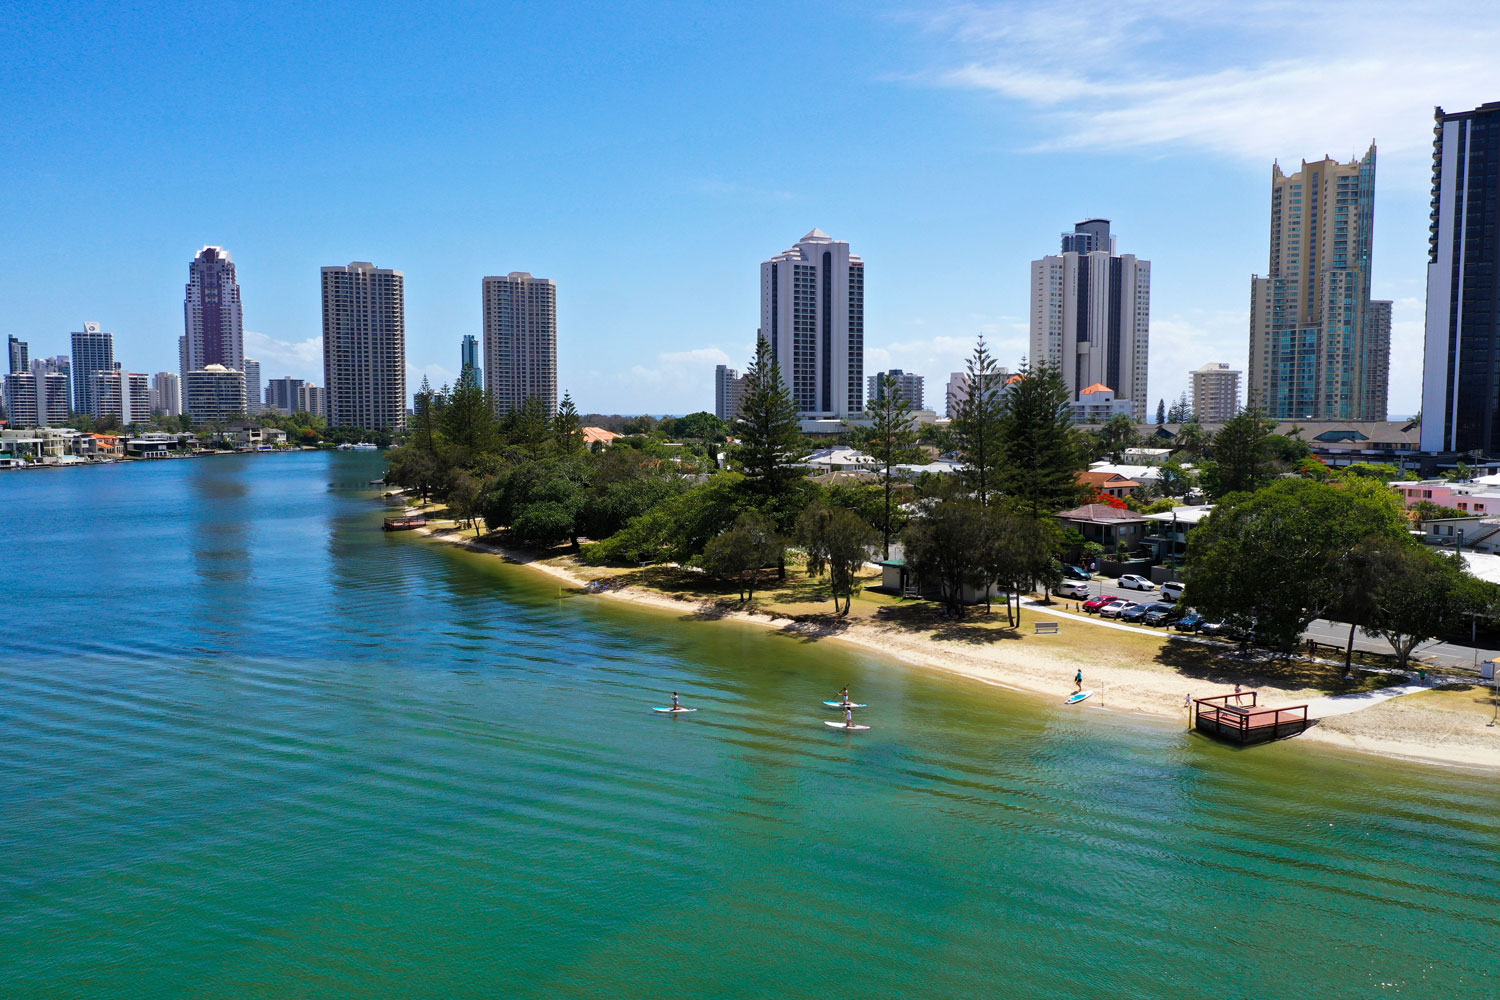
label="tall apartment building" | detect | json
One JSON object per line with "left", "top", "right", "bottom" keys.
{"left": 265, "top": 376, "right": 307, "bottom": 415}
{"left": 1030, "top": 219, "right": 1151, "bottom": 422}
{"left": 867, "top": 369, "right": 925, "bottom": 410}
{"left": 182, "top": 246, "right": 245, "bottom": 417}
{"left": 70, "top": 322, "right": 115, "bottom": 417}
{"left": 714, "top": 364, "right": 746, "bottom": 421}
{"left": 945, "top": 366, "right": 1014, "bottom": 418}
{"left": 304, "top": 384, "right": 326, "bottom": 419}
{"left": 94, "top": 371, "right": 151, "bottom": 424}
{"left": 1248, "top": 144, "right": 1379, "bottom": 420}
{"left": 483, "top": 272, "right": 557, "bottom": 417}
{"left": 151, "top": 372, "right": 181, "bottom": 416}
{"left": 183, "top": 364, "right": 247, "bottom": 422}
{"left": 1190, "top": 362, "right": 1242, "bottom": 423}
{"left": 322, "top": 261, "right": 406, "bottom": 431}
{"left": 460, "top": 334, "right": 482, "bottom": 385}
{"left": 8, "top": 335, "right": 28, "bottom": 373}
{"left": 1364, "top": 299, "right": 1391, "bottom": 421}
{"left": 761, "top": 229, "right": 865, "bottom": 418}
{"left": 2, "top": 371, "right": 68, "bottom": 426}
{"left": 243, "top": 358, "right": 261, "bottom": 412}
{"left": 1419, "top": 104, "right": 1500, "bottom": 452}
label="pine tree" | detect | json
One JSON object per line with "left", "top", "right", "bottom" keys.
{"left": 511, "top": 395, "right": 552, "bottom": 458}
{"left": 412, "top": 375, "right": 441, "bottom": 456}
{"left": 854, "top": 372, "right": 924, "bottom": 558}
{"left": 734, "top": 335, "right": 807, "bottom": 498}
{"left": 441, "top": 366, "right": 497, "bottom": 458}
{"left": 954, "top": 336, "right": 1006, "bottom": 506}
{"left": 1155, "top": 398, "right": 1166, "bottom": 426}
{"left": 996, "top": 359, "right": 1086, "bottom": 520}
{"left": 555, "top": 391, "right": 583, "bottom": 454}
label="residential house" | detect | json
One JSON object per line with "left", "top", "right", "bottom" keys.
{"left": 1057, "top": 503, "right": 1152, "bottom": 555}
{"left": 1140, "top": 504, "right": 1214, "bottom": 563}
{"left": 1077, "top": 470, "right": 1141, "bottom": 500}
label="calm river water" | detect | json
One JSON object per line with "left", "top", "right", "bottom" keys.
{"left": 2, "top": 452, "right": 1498, "bottom": 998}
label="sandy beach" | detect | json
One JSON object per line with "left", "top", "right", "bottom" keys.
{"left": 414, "top": 523, "right": 1500, "bottom": 770}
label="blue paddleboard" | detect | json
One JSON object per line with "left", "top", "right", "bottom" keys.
{"left": 1064, "top": 690, "right": 1094, "bottom": 705}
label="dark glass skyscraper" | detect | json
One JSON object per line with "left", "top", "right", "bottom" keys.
{"left": 1421, "top": 103, "right": 1500, "bottom": 454}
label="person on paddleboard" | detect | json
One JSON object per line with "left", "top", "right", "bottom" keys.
{"left": 844, "top": 706, "right": 854, "bottom": 728}
{"left": 840, "top": 685, "right": 850, "bottom": 706}
{"left": 672, "top": 691, "right": 680, "bottom": 711}
{"left": 1074, "top": 669, "right": 1083, "bottom": 694}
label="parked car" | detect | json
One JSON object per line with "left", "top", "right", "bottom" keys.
{"left": 1057, "top": 580, "right": 1091, "bottom": 599}
{"left": 1062, "top": 564, "right": 1091, "bottom": 581}
{"left": 1141, "top": 603, "right": 1178, "bottom": 626}
{"left": 1172, "top": 609, "right": 1205, "bottom": 632}
{"left": 1082, "top": 595, "right": 1114, "bottom": 614}
{"left": 1120, "top": 602, "right": 1157, "bottom": 623}
{"left": 1198, "top": 619, "right": 1231, "bottom": 637}
{"left": 1099, "top": 599, "right": 1136, "bottom": 619}
{"left": 1118, "top": 574, "right": 1156, "bottom": 591}
{"left": 1159, "top": 581, "right": 1186, "bottom": 602}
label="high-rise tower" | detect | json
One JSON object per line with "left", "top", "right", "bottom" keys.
{"left": 7, "top": 335, "right": 28, "bottom": 374}
{"left": 460, "top": 334, "right": 482, "bottom": 386}
{"left": 1420, "top": 104, "right": 1500, "bottom": 453}
{"left": 760, "top": 229, "right": 865, "bottom": 418}
{"left": 482, "top": 272, "right": 557, "bottom": 417}
{"left": 1030, "top": 220, "right": 1151, "bottom": 422}
{"left": 182, "top": 246, "right": 245, "bottom": 417}
{"left": 70, "top": 322, "right": 115, "bottom": 417}
{"left": 1248, "top": 144, "right": 1379, "bottom": 420}
{"left": 322, "top": 262, "right": 407, "bottom": 431}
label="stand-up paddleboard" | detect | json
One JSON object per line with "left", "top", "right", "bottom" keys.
{"left": 652, "top": 706, "right": 697, "bottom": 714}
{"left": 1064, "top": 690, "right": 1094, "bottom": 705}
{"left": 824, "top": 721, "right": 871, "bottom": 731}
{"left": 822, "top": 700, "right": 868, "bottom": 709}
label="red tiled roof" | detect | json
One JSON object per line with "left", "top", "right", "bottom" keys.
{"left": 1057, "top": 503, "right": 1149, "bottom": 523}
{"left": 1080, "top": 383, "right": 1114, "bottom": 395}
{"left": 1076, "top": 470, "right": 1139, "bottom": 488}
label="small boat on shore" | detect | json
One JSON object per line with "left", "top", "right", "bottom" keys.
{"left": 382, "top": 514, "right": 427, "bottom": 531}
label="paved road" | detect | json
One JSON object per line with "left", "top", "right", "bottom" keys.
{"left": 1055, "top": 577, "right": 1500, "bottom": 675}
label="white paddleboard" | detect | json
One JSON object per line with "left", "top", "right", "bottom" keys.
{"left": 652, "top": 706, "right": 697, "bottom": 713}
{"left": 1064, "top": 690, "right": 1094, "bottom": 705}
{"left": 822, "top": 700, "right": 868, "bottom": 708}
{"left": 824, "top": 721, "right": 871, "bottom": 731}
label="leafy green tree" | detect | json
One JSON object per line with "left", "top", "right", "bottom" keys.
{"left": 665, "top": 411, "right": 729, "bottom": 440}
{"left": 554, "top": 391, "right": 584, "bottom": 455}
{"left": 1363, "top": 543, "right": 1465, "bottom": 670}
{"left": 441, "top": 367, "right": 498, "bottom": 459}
{"left": 734, "top": 335, "right": 808, "bottom": 500}
{"left": 386, "top": 444, "right": 444, "bottom": 503}
{"left": 581, "top": 473, "right": 748, "bottom": 565}
{"left": 1158, "top": 459, "right": 1195, "bottom": 498}
{"left": 996, "top": 359, "right": 1085, "bottom": 520}
{"left": 509, "top": 395, "right": 553, "bottom": 459}
{"left": 700, "top": 512, "right": 784, "bottom": 601}
{"left": 1172, "top": 419, "right": 1210, "bottom": 458}
{"left": 481, "top": 456, "right": 590, "bottom": 547}
{"left": 412, "top": 375, "right": 442, "bottom": 457}
{"left": 901, "top": 497, "right": 991, "bottom": 618}
{"left": 798, "top": 502, "right": 876, "bottom": 615}
{"left": 853, "top": 372, "right": 924, "bottom": 558}
{"left": 1185, "top": 478, "right": 1410, "bottom": 652}
{"left": 622, "top": 414, "right": 659, "bottom": 436}
{"left": 953, "top": 336, "right": 1006, "bottom": 505}
{"left": 447, "top": 469, "right": 484, "bottom": 536}
{"left": 1094, "top": 413, "right": 1139, "bottom": 462}
{"left": 1155, "top": 399, "right": 1166, "bottom": 426}
{"left": 1199, "top": 409, "right": 1275, "bottom": 499}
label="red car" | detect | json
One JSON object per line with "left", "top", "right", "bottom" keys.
{"left": 1082, "top": 595, "right": 1113, "bottom": 614}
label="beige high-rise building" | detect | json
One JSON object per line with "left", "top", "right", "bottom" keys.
{"left": 322, "top": 262, "right": 406, "bottom": 431}
{"left": 483, "top": 272, "right": 557, "bottom": 418}
{"left": 151, "top": 372, "right": 181, "bottom": 416}
{"left": 1364, "top": 299, "right": 1391, "bottom": 421}
{"left": 1190, "top": 362, "right": 1241, "bottom": 423}
{"left": 1248, "top": 144, "right": 1381, "bottom": 419}
{"left": 183, "top": 364, "right": 247, "bottom": 423}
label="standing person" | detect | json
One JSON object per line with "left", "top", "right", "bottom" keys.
{"left": 1233, "top": 683, "right": 1243, "bottom": 706}
{"left": 844, "top": 706, "right": 854, "bottom": 728}
{"left": 671, "top": 691, "right": 681, "bottom": 711}
{"left": 1074, "top": 669, "right": 1084, "bottom": 694}
{"left": 840, "top": 685, "right": 851, "bottom": 706}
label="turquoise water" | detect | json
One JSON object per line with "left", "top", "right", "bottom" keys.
{"left": 2, "top": 452, "right": 1498, "bottom": 998}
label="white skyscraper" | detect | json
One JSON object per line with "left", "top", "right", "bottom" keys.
{"left": 183, "top": 364, "right": 247, "bottom": 423}
{"left": 182, "top": 246, "right": 245, "bottom": 417}
{"left": 1030, "top": 219, "right": 1151, "bottom": 422}
{"left": 70, "top": 322, "right": 115, "bottom": 418}
{"left": 1, "top": 372, "right": 65, "bottom": 426}
{"left": 867, "top": 369, "right": 924, "bottom": 410}
{"left": 483, "top": 272, "right": 557, "bottom": 417}
{"left": 1189, "top": 362, "right": 1242, "bottom": 423}
{"left": 760, "top": 229, "right": 865, "bottom": 418}
{"left": 714, "top": 364, "right": 745, "bottom": 421}
{"left": 151, "top": 372, "right": 181, "bottom": 416}
{"left": 322, "top": 262, "right": 406, "bottom": 431}
{"left": 94, "top": 371, "right": 151, "bottom": 424}
{"left": 243, "top": 357, "right": 261, "bottom": 412}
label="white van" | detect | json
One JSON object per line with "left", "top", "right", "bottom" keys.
{"left": 1160, "top": 581, "right": 1186, "bottom": 602}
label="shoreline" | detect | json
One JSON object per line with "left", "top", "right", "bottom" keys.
{"left": 412, "top": 522, "right": 1500, "bottom": 772}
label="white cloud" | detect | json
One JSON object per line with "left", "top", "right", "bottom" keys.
{"left": 408, "top": 362, "right": 458, "bottom": 393}
{"left": 917, "top": 1, "right": 1500, "bottom": 178}
{"left": 244, "top": 330, "right": 321, "bottom": 381}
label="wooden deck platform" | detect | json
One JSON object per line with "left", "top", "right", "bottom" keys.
{"left": 382, "top": 514, "right": 427, "bottom": 531}
{"left": 1193, "top": 691, "right": 1310, "bottom": 745}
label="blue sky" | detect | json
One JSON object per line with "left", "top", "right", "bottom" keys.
{"left": 5, "top": 1, "right": 1500, "bottom": 417}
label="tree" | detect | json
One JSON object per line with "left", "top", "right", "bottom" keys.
{"left": 700, "top": 512, "right": 784, "bottom": 601}
{"left": 853, "top": 372, "right": 924, "bottom": 558}
{"left": 510, "top": 395, "right": 553, "bottom": 458}
{"left": 554, "top": 391, "right": 583, "bottom": 455}
{"left": 1199, "top": 409, "right": 1275, "bottom": 499}
{"left": 447, "top": 469, "right": 484, "bottom": 536}
{"left": 441, "top": 367, "right": 498, "bottom": 459}
{"left": 1095, "top": 413, "right": 1138, "bottom": 462}
{"left": 581, "top": 473, "right": 749, "bottom": 565}
{"left": 734, "top": 335, "right": 808, "bottom": 500}
{"left": 1185, "top": 478, "right": 1410, "bottom": 653}
{"left": 412, "top": 375, "right": 441, "bottom": 456}
{"left": 901, "top": 498, "right": 991, "bottom": 618}
{"left": 953, "top": 336, "right": 1007, "bottom": 505}
{"left": 1364, "top": 544, "right": 1464, "bottom": 670}
{"left": 996, "top": 359, "right": 1085, "bottom": 520}
{"left": 1173, "top": 420, "right": 1210, "bottom": 458}
{"left": 666, "top": 411, "right": 729, "bottom": 440}
{"left": 1158, "top": 459, "right": 1195, "bottom": 498}
{"left": 386, "top": 445, "right": 444, "bottom": 504}
{"left": 1155, "top": 399, "right": 1166, "bottom": 427}
{"left": 1167, "top": 392, "right": 1193, "bottom": 423}
{"left": 798, "top": 503, "right": 876, "bottom": 615}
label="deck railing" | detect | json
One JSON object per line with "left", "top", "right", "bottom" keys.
{"left": 1193, "top": 691, "right": 1309, "bottom": 744}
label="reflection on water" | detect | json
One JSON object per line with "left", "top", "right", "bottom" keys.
{"left": 1, "top": 452, "right": 1498, "bottom": 1000}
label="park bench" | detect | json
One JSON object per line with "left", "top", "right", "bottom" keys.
{"left": 1034, "top": 621, "right": 1060, "bottom": 635}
